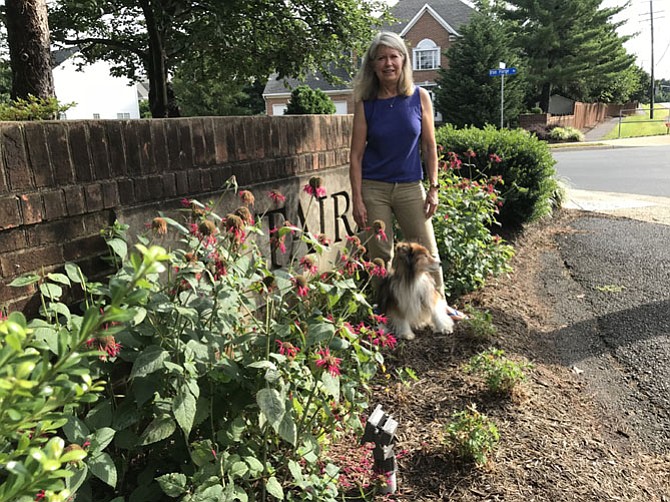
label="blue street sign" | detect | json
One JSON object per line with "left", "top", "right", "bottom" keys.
{"left": 488, "top": 67, "right": 517, "bottom": 77}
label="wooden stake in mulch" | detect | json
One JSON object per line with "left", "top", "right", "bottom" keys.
{"left": 361, "top": 404, "right": 398, "bottom": 494}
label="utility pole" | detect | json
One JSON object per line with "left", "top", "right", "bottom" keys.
{"left": 650, "top": 0, "right": 655, "bottom": 119}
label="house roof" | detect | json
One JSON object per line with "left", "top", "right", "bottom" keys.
{"left": 263, "top": 65, "right": 354, "bottom": 97}
{"left": 385, "top": 0, "right": 474, "bottom": 36}
{"left": 263, "top": 0, "right": 475, "bottom": 97}
{"left": 51, "top": 46, "right": 80, "bottom": 68}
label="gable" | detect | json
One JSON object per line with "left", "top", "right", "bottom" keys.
{"left": 385, "top": 0, "right": 474, "bottom": 36}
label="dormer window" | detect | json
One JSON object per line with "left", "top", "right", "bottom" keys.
{"left": 413, "top": 38, "right": 440, "bottom": 71}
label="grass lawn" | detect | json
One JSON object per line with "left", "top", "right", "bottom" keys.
{"left": 603, "top": 104, "right": 670, "bottom": 139}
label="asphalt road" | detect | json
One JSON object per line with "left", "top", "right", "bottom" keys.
{"left": 542, "top": 214, "right": 670, "bottom": 454}
{"left": 540, "top": 136, "right": 670, "bottom": 454}
{"left": 552, "top": 144, "right": 670, "bottom": 197}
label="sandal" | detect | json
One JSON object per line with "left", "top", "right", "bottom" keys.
{"left": 447, "top": 307, "right": 468, "bottom": 321}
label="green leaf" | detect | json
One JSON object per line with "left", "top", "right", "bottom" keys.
{"left": 130, "top": 345, "right": 169, "bottom": 379}
{"left": 88, "top": 452, "right": 118, "bottom": 487}
{"left": 64, "top": 262, "right": 84, "bottom": 284}
{"left": 63, "top": 416, "right": 90, "bottom": 443}
{"left": 278, "top": 414, "right": 297, "bottom": 446}
{"left": 321, "top": 372, "right": 340, "bottom": 401}
{"left": 156, "top": 472, "right": 187, "bottom": 497}
{"left": 256, "top": 388, "right": 284, "bottom": 426}
{"left": 265, "top": 476, "right": 284, "bottom": 500}
{"left": 306, "top": 322, "right": 335, "bottom": 346}
{"left": 107, "top": 238, "right": 128, "bottom": 260}
{"left": 40, "top": 282, "right": 63, "bottom": 300}
{"left": 89, "top": 427, "right": 116, "bottom": 454}
{"left": 288, "top": 460, "right": 304, "bottom": 483}
{"left": 140, "top": 415, "right": 177, "bottom": 445}
{"left": 244, "top": 456, "right": 264, "bottom": 476}
{"left": 9, "top": 273, "right": 40, "bottom": 287}
{"left": 66, "top": 464, "right": 88, "bottom": 494}
{"left": 173, "top": 383, "right": 198, "bottom": 437}
{"left": 229, "top": 461, "right": 249, "bottom": 479}
{"left": 46, "top": 272, "right": 71, "bottom": 286}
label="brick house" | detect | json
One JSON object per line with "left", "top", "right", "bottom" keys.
{"left": 262, "top": 0, "right": 474, "bottom": 117}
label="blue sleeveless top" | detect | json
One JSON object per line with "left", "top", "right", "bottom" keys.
{"left": 362, "top": 87, "right": 423, "bottom": 183}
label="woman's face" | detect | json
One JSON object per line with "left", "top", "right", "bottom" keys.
{"left": 373, "top": 45, "right": 404, "bottom": 86}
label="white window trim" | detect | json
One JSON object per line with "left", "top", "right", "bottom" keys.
{"left": 413, "top": 39, "right": 441, "bottom": 71}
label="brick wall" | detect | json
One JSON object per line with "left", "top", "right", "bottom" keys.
{"left": 0, "top": 115, "right": 355, "bottom": 313}
{"left": 405, "top": 12, "right": 454, "bottom": 85}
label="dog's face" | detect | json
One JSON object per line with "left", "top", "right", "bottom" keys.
{"left": 392, "top": 242, "right": 440, "bottom": 277}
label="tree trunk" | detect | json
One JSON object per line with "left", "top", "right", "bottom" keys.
{"left": 5, "top": 0, "right": 55, "bottom": 100}
{"left": 539, "top": 82, "right": 552, "bottom": 113}
{"left": 140, "top": 0, "right": 172, "bottom": 118}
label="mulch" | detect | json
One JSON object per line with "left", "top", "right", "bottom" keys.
{"left": 333, "top": 211, "right": 670, "bottom": 501}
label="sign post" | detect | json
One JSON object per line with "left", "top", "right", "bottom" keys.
{"left": 488, "top": 64, "right": 517, "bottom": 128}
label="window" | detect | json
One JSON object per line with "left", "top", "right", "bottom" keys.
{"left": 117, "top": 112, "right": 131, "bottom": 119}
{"left": 413, "top": 39, "right": 440, "bottom": 71}
{"left": 93, "top": 113, "right": 100, "bottom": 119}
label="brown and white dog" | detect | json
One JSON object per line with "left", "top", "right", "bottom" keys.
{"left": 377, "top": 242, "right": 454, "bottom": 340}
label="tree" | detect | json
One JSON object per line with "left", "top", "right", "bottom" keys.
{"left": 434, "top": 12, "right": 525, "bottom": 128}
{"left": 284, "top": 85, "right": 336, "bottom": 115}
{"left": 4, "top": 0, "right": 55, "bottom": 100}
{"left": 499, "top": 0, "right": 635, "bottom": 112}
{"left": 170, "top": 60, "right": 265, "bottom": 117}
{"left": 48, "top": 0, "right": 388, "bottom": 118}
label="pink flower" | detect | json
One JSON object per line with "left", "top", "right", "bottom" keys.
{"left": 299, "top": 256, "right": 318, "bottom": 275}
{"left": 489, "top": 153, "right": 502, "bottom": 163}
{"left": 370, "top": 328, "right": 397, "bottom": 350}
{"left": 238, "top": 190, "right": 255, "bottom": 207}
{"left": 276, "top": 340, "right": 300, "bottom": 359}
{"left": 270, "top": 227, "right": 288, "bottom": 254}
{"left": 371, "top": 220, "right": 387, "bottom": 242}
{"left": 86, "top": 335, "right": 122, "bottom": 361}
{"left": 292, "top": 276, "right": 309, "bottom": 297}
{"left": 303, "top": 177, "right": 327, "bottom": 198}
{"left": 369, "top": 258, "right": 387, "bottom": 278}
{"left": 35, "top": 490, "right": 46, "bottom": 501}
{"left": 465, "top": 148, "right": 476, "bottom": 158}
{"left": 180, "top": 198, "right": 192, "bottom": 208}
{"left": 315, "top": 348, "right": 342, "bottom": 376}
{"left": 268, "top": 189, "right": 286, "bottom": 206}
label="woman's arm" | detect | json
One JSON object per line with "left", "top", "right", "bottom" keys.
{"left": 419, "top": 87, "right": 439, "bottom": 218}
{"left": 349, "top": 100, "right": 368, "bottom": 229}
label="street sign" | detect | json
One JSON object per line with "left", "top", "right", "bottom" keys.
{"left": 489, "top": 67, "right": 517, "bottom": 77}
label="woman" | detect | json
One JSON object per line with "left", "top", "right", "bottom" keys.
{"left": 349, "top": 31, "right": 464, "bottom": 320}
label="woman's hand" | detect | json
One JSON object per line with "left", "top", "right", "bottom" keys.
{"left": 353, "top": 197, "right": 368, "bottom": 229}
{"left": 424, "top": 187, "right": 438, "bottom": 218}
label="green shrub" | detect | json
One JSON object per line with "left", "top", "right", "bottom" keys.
{"left": 0, "top": 245, "right": 166, "bottom": 502}
{"left": 443, "top": 404, "right": 499, "bottom": 466}
{"left": 432, "top": 156, "right": 514, "bottom": 298}
{"left": 460, "top": 308, "right": 497, "bottom": 340}
{"left": 0, "top": 95, "right": 74, "bottom": 121}
{"left": 549, "top": 126, "right": 584, "bottom": 142}
{"left": 464, "top": 348, "right": 532, "bottom": 395}
{"left": 12, "top": 178, "right": 391, "bottom": 501}
{"left": 285, "top": 85, "right": 336, "bottom": 115}
{"left": 435, "top": 124, "right": 560, "bottom": 228}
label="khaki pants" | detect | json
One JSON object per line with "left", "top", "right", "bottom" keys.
{"left": 361, "top": 179, "right": 445, "bottom": 296}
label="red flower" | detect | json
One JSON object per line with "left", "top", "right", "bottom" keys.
{"left": 303, "top": 177, "right": 327, "bottom": 198}
{"left": 238, "top": 190, "right": 255, "bottom": 207}
{"left": 270, "top": 227, "right": 288, "bottom": 254}
{"left": 465, "top": 148, "right": 476, "bottom": 158}
{"left": 35, "top": 490, "right": 46, "bottom": 501}
{"left": 371, "top": 220, "right": 387, "bottom": 242}
{"left": 370, "top": 328, "right": 397, "bottom": 350}
{"left": 180, "top": 198, "right": 192, "bottom": 208}
{"left": 292, "top": 275, "right": 309, "bottom": 297}
{"left": 369, "top": 258, "right": 387, "bottom": 278}
{"left": 489, "top": 153, "right": 502, "bottom": 163}
{"left": 299, "top": 256, "right": 318, "bottom": 275}
{"left": 315, "top": 348, "right": 342, "bottom": 376}
{"left": 268, "top": 189, "right": 286, "bottom": 206}
{"left": 87, "top": 335, "right": 122, "bottom": 361}
{"left": 276, "top": 340, "right": 300, "bottom": 359}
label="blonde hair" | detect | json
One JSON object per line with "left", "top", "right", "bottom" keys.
{"left": 353, "top": 31, "right": 414, "bottom": 102}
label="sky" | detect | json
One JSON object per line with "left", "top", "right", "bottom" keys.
{"left": 383, "top": 0, "right": 670, "bottom": 81}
